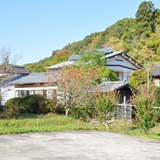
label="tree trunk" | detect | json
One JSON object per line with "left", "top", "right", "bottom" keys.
{"left": 65, "top": 108, "right": 69, "bottom": 116}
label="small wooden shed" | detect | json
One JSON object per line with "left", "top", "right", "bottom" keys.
{"left": 95, "top": 81, "right": 138, "bottom": 120}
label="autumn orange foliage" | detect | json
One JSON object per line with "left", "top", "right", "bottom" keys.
{"left": 57, "top": 66, "right": 100, "bottom": 116}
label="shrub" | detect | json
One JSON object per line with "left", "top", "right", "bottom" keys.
{"left": 20, "top": 95, "right": 47, "bottom": 114}
{"left": 70, "top": 103, "right": 95, "bottom": 121}
{"left": 5, "top": 98, "right": 22, "bottom": 118}
{"left": 0, "top": 105, "right": 4, "bottom": 112}
{"left": 39, "top": 99, "right": 57, "bottom": 114}
{"left": 95, "top": 92, "right": 119, "bottom": 123}
{"left": 129, "top": 69, "right": 152, "bottom": 89}
{"left": 4, "top": 95, "right": 57, "bottom": 118}
{"left": 155, "top": 87, "right": 160, "bottom": 107}
{"left": 54, "top": 104, "right": 65, "bottom": 115}
{"left": 132, "top": 85, "right": 160, "bottom": 133}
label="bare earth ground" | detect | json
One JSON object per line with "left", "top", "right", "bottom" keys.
{"left": 0, "top": 131, "right": 160, "bottom": 160}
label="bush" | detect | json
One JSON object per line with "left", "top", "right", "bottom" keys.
{"left": 20, "top": 95, "right": 47, "bottom": 114}
{"left": 5, "top": 98, "right": 22, "bottom": 118}
{"left": 132, "top": 85, "right": 160, "bottom": 133}
{"left": 4, "top": 95, "right": 57, "bottom": 118}
{"left": 129, "top": 69, "right": 152, "bottom": 89}
{"left": 70, "top": 104, "right": 95, "bottom": 121}
{"left": 0, "top": 105, "right": 4, "bottom": 112}
{"left": 95, "top": 92, "right": 119, "bottom": 123}
{"left": 54, "top": 104, "right": 65, "bottom": 115}
{"left": 39, "top": 99, "right": 57, "bottom": 114}
{"left": 155, "top": 87, "right": 160, "bottom": 107}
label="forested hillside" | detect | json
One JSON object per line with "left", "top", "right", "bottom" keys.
{"left": 24, "top": 1, "right": 160, "bottom": 72}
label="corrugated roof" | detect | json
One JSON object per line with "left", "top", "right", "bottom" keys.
{"left": 92, "top": 81, "right": 138, "bottom": 92}
{"left": 11, "top": 72, "right": 59, "bottom": 85}
{"left": 46, "top": 61, "right": 75, "bottom": 70}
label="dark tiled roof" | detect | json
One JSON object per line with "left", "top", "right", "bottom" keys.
{"left": 68, "top": 55, "right": 81, "bottom": 61}
{"left": 11, "top": 72, "right": 60, "bottom": 85}
{"left": 91, "top": 81, "right": 138, "bottom": 93}
{"left": 11, "top": 66, "right": 30, "bottom": 74}
{"left": 0, "top": 66, "right": 30, "bottom": 75}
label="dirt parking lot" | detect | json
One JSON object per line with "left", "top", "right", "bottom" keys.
{"left": 0, "top": 131, "right": 160, "bottom": 160}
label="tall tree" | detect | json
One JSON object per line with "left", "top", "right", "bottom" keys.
{"left": 76, "top": 51, "right": 118, "bottom": 82}
{"left": 56, "top": 66, "right": 99, "bottom": 116}
{"left": 0, "top": 46, "right": 20, "bottom": 104}
{"left": 136, "top": 1, "right": 155, "bottom": 33}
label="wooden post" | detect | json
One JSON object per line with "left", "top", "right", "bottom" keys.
{"left": 147, "top": 68, "right": 150, "bottom": 93}
{"left": 123, "top": 96, "right": 126, "bottom": 120}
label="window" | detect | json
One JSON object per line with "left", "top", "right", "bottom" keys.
{"left": 48, "top": 89, "right": 57, "bottom": 100}
{"left": 17, "top": 90, "right": 27, "bottom": 97}
{"left": 26, "top": 90, "right": 30, "bottom": 96}
{"left": 35, "top": 90, "right": 43, "bottom": 95}
{"left": 127, "top": 72, "right": 131, "bottom": 82}
{"left": 116, "top": 72, "right": 123, "bottom": 81}
{"left": 115, "top": 59, "right": 123, "bottom": 62}
{"left": 16, "top": 89, "right": 49, "bottom": 98}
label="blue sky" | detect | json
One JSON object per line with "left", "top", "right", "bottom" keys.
{"left": 0, "top": 0, "right": 160, "bottom": 65}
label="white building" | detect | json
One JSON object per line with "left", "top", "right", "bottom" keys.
{"left": 1, "top": 48, "right": 143, "bottom": 105}
{"left": 46, "top": 48, "right": 143, "bottom": 82}
{"left": 104, "top": 51, "right": 143, "bottom": 81}
{"left": 10, "top": 72, "right": 58, "bottom": 100}
{"left": 1, "top": 66, "right": 30, "bottom": 105}
{"left": 150, "top": 63, "right": 160, "bottom": 87}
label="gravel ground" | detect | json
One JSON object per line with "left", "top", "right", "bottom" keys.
{"left": 0, "top": 131, "right": 160, "bottom": 160}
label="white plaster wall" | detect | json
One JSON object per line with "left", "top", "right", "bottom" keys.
{"left": 106, "top": 55, "right": 138, "bottom": 70}
{"left": 106, "top": 55, "right": 139, "bottom": 81}
{"left": 15, "top": 86, "right": 57, "bottom": 99}
{"left": 1, "top": 85, "right": 15, "bottom": 106}
{"left": 154, "top": 79, "right": 160, "bottom": 87}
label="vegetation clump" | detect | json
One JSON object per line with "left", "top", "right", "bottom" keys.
{"left": 24, "top": 1, "right": 160, "bottom": 72}
{"left": 4, "top": 95, "right": 57, "bottom": 118}
{"left": 132, "top": 85, "right": 160, "bottom": 133}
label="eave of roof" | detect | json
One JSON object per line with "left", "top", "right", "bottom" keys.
{"left": 91, "top": 81, "right": 138, "bottom": 93}
{"left": 46, "top": 61, "right": 75, "bottom": 70}
{"left": 103, "top": 51, "right": 143, "bottom": 69}
{"left": 45, "top": 49, "right": 143, "bottom": 70}
{"left": 10, "top": 72, "right": 59, "bottom": 85}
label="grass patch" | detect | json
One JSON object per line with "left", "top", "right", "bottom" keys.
{"left": 0, "top": 114, "right": 160, "bottom": 141}
{"left": 109, "top": 120, "right": 160, "bottom": 141}
{"left": 0, "top": 114, "right": 105, "bottom": 134}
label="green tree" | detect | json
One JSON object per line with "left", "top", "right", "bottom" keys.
{"left": 136, "top": 1, "right": 155, "bottom": 32}
{"left": 23, "top": 1, "right": 160, "bottom": 73}
{"left": 95, "top": 91, "right": 119, "bottom": 129}
{"left": 57, "top": 67, "right": 99, "bottom": 116}
{"left": 104, "top": 37, "right": 125, "bottom": 51}
{"left": 132, "top": 85, "right": 160, "bottom": 133}
{"left": 130, "top": 69, "right": 152, "bottom": 89}
{"left": 76, "top": 51, "right": 118, "bottom": 82}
